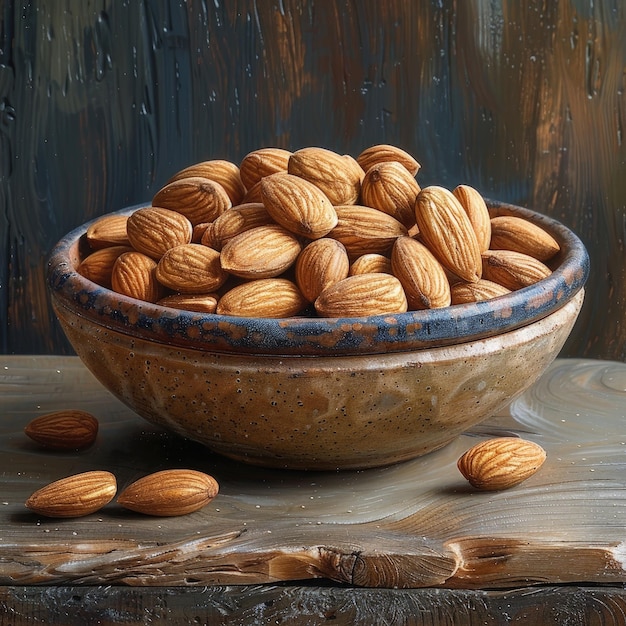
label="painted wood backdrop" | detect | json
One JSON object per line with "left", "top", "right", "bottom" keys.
{"left": 1, "top": 1, "right": 625, "bottom": 358}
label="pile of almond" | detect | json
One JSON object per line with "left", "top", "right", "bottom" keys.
{"left": 78, "top": 144, "right": 561, "bottom": 318}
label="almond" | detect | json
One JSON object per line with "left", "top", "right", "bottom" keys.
{"left": 490, "top": 215, "right": 561, "bottom": 261}
{"left": 349, "top": 253, "right": 393, "bottom": 276}
{"left": 156, "top": 243, "right": 228, "bottom": 293}
{"left": 216, "top": 278, "right": 307, "bottom": 318}
{"left": 152, "top": 176, "right": 232, "bottom": 225}
{"left": 457, "top": 437, "right": 547, "bottom": 490}
{"left": 314, "top": 273, "right": 408, "bottom": 318}
{"left": 26, "top": 471, "right": 117, "bottom": 518}
{"left": 205, "top": 203, "right": 274, "bottom": 250}
{"left": 157, "top": 293, "right": 219, "bottom": 313}
{"left": 391, "top": 236, "right": 451, "bottom": 309}
{"left": 111, "top": 251, "right": 164, "bottom": 302}
{"left": 24, "top": 410, "right": 99, "bottom": 450}
{"left": 415, "top": 186, "right": 482, "bottom": 283}
{"left": 261, "top": 172, "right": 338, "bottom": 239}
{"left": 167, "top": 159, "right": 246, "bottom": 205}
{"left": 85, "top": 214, "right": 131, "bottom": 250}
{"left": 76, "top": 245, "right": 134, "bottom": 288}
{"left": 450, "top": 279, "right": 511, "bottom": 304}
{"left": 330, "top": 205, "right": 408, "bottom": 258}
{"left": 220, "top": 224, "right": 302, "bottom": 279}
{"left": 117, "top": 469, "right": 219, "bottom": 516}
{"left": 126, "top": 206, "right": 193, "bottom": 259}
{"left": 481, "top": 249, "right": 552, "bottom": 291}
{"left": 240, "top": 180, "right": 264, "bottom": 204}
{"left": 452, "top": 184, "right": 492, "bottom": 252}
{"left": 295, "top": 238, "right": 350, "bottom": 302}
{"left": 288, "top": 147, "right": 362, "bottom": 205}
{"left": 360, "top": 161, "right": 420, "bottom": 228}
{"left": 357, "top": 144, "right": 421, "bottom": 177}
{"left": 239, "top": 147, "right": 292, "bottom": 190}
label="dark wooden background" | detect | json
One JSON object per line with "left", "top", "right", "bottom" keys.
{"left": 1, "top": 0, "right": 625, "bottom": 358}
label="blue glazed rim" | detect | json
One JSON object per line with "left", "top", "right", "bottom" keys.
{"left": 47, "top": 200, "right": 589, "bottom": 356}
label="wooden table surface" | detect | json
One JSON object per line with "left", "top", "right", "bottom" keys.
{"left": 2, "top": 355, "right": 626, "bottom": 623}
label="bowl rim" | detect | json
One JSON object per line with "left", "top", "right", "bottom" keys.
{"left": 47, "top": 199, "right": 589, "bottom": 356}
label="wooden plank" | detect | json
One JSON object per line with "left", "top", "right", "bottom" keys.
{"left": 1, "top": 356, "right": 625, "bottom": 589}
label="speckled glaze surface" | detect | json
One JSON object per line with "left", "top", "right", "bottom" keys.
{"left": 47, "top": 201, "right": 588, "bottom": 469}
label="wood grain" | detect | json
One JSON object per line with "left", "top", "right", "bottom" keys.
{"left": 1, "top": 356, "right": 625, "bottom": 589}
{"left": 0, "top": 1, "right": 625, "bottom": 359}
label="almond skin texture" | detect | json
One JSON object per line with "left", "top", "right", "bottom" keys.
{"left": 111, "top": 251, "right": 164, "bottom": 303}
{"left": 295, "top": 238, "right": 350, "bottom": 302}
{"left": 205, "top": 203, "right": 274, "bottom": 250}
{"left": 24, "top": 410, "right": 99, "bottom": 450}
{"left": 77, "top": 245, "right": 134, "bottom": 289}
{"left": 391, "top": 236, "right": 451, "bottom": 309}
{"left": 117, "top": 469, "right": 219, "bottom": 517}
{"left": 86, "top": 214, "right": 131, "bottom": 249}
{"left": 349, "top": 253, "right": 393, "bottom": 276}
{"left": 489, "top": 215, "right": 561, "bottom": 261}
{"left": 220, "top": 224, "right": 302, "bottom": 279}
{"left": 216, "top": 278, "right": 308, "bottom": 318}
{"left": 239, "top": 147, "right": 292, "bottom": 190}
{"left": 452, "top": 184, "right": 492, "bottom": 253}
{"left": 415, "top": 186, "right": 483, "bottom": 283}
{"left": 157, "top": 293, "right": 219, "bottom": 313}
{"left": 357, "top": 144, "right": 421, "bottom": 177}
{"left": 314, "top": 273, "right": 408, "bottom": 318}
{"left": 457, "top": 437, "right": 547, "bottom": 490}
{"left": 330, "top": 205, "right": 408, "bottom": 258}
{"left": 261, "top": 172, "right": 338, "bottom": 239}
{"left": 360, "top": 160, "right": 420, "bottom": 228}
{"left": 481, "top": 249, "right": 552, "bottom": 291}
{"left": 450, "top": 279, "right": 511, "bottom": 304}
{"left": 288, "top": 147, "right": 363, "bottom": 205}
{"left": 152, "top": 176, "right": 232, "bottom": 225}
{"left": 126, "top": 206, "right": 193, "bottom": 259}
{"left": 26, "top": 471, "right": 117, "bottom": 518}
{"left": 166, "top": 159, "right": 246, "bottom": 206}
{"left": 156, "top": 243, "right": 228, "bottom": 293}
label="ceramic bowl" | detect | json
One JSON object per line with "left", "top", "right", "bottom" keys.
{"left": 47, "top": 200, "right": 589, "bottom": 470}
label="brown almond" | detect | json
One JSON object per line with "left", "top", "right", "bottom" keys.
{"left": 239, "top": 147, "right": 292, "bottom": 190}
{"left": 111, "top": 251, "right": 164, "bottom": 303}
{"left": 457, "top": 437, "right": 547, "bottom": 490}
{"left": 450, "top": 279, "right": 511, "bottom": 304}
{"left": 240, "top": 180, "right": 264, "bottom": 204}
{"left": 117, "top": 469, "right": 219, "bottom": 517}
{"left": 126, "top": 206, "right": 193, "bottom": 259}
{"left": 85, "top": 214, "right": 131, "bottom": 249}
{"left": 77, "top": 245, "right": 134, "bottom": 288}
{"left": 156, "top": 243, "right": 228, "bottom": 293}
{"left": 481, "top": 249, "right": 552, "bottom": 291}
{"left": 329, "top": 205, "right": 408, "bottom": 259}
{"left": 24, "top": 410, "right": 99, "bottom": 450}
{"left": 220, "top": 224, "right": 302, "bottom": 279}
{"left": 26, "top": 471, "right": 117, "bottom": 518}
{"left": 415, "top": 186, "right": 482, "bottom": 282}
{"left": 288, "top": 147, "right": 362, "bottom": 205}
{"left": 157, "top": 293, "right": 219, "bottom": 313}
{"left": 295, "top": 238, "right": 350, "bottom": 302}
{"left": 205, "top": 203, "right": 274, "bottom": 250}
{"left": 360, "top": 161, "right": 420, "bottom": 228}
{"left": 349, "top": 253, "right": 393, "bottom": 276}
{"left": 152, "top": 176, "right": 232, "bottom": 225}
{"left": 261, "top": 172, "right": 338, "bottom": 239}
{"left": 490, "top": 215, "right": 561, "bottom": 261}
{"left": 314, "top": 273, "right": 408, "bottom": 318}
{"left": 452, "top": 184, "right": 492, "bottom": 252}
{"left": 167, "top": 160, "right": 246, "bottom": 206}
{"left": 391, "top": 236, "right": 451, "bottom": 309}
{"left": 216, "top": 278, "right": 307, "bottom": 318}
{"left": 357, "top": 144, "right": 421, "bottom": 177}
